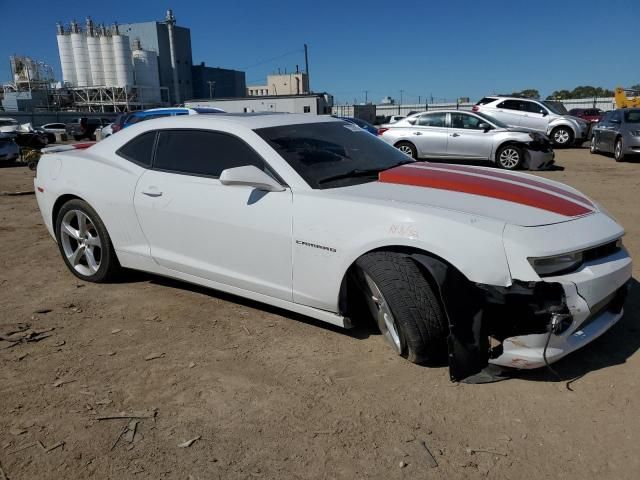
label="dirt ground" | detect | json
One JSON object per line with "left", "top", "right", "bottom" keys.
{"left": 1, "top": 149, "right": 639, "bottom": 480}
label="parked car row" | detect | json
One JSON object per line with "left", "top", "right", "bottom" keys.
{"left": 377, "top": 108, "right": 554, "bottom": 170}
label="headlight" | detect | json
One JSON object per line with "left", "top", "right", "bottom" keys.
{"left": 528, "top": 251, "right": 583, "bottom": 277}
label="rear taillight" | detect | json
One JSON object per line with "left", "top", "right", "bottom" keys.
{"left": 377, "top": 128, "right": 389, "bottom": 136}
{"left": 472, "top": 105, "right": 479, "bottom": 112}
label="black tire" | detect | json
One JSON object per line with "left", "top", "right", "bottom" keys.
{"left": 55, "top": 199, "right": 120, "bottom": 282}
{"left": 550, "top": 126, "right": 574, "bottom": 147}
{"left": 589, "top": 135, "right": 598, "bottom": 154}
{"left": 496, "top": 144, "right": 523, "bottom": 170}
{"left": 73, "top": 135, "right": 83, "bottom": 141}
{"left": 355, "top": 251, "right": 448, "bottom": 364}
{"left": 614, "top": 137, "right": 625, "bottom": 162}
{"left": 395, "top": 141, "right": 418, "bottom": 159}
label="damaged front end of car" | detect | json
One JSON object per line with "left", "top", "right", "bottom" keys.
{"left": 410, "top": 253, "right": 629, "bottom": 383}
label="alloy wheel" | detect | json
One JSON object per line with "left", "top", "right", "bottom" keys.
{"left": 554, "top": 129, "right": 570, "bottom": 145}
{"left": 397, "top": 144, "right": 414, "bottom": 157}
{"left": 615, "top": 140, "right": 622, "bottom": 160}
{"left": 362, "top": 271, "right": 402, "bottom": 353}
{"left": 60, "top": 209, "right": 102, "bottom": 277}
{"left": 499, "top": 148, "right": 520, "bottom": 169}
{"left": 590, "top": 136, "right": 597, "bottom": 153}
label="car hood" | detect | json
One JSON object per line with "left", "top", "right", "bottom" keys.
{"left": 335, "top": 163, "right": 597, "bottom": 227}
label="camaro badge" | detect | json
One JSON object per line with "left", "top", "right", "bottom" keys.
{"left": 295, "top": 240, "right": 337, "bottom": 253}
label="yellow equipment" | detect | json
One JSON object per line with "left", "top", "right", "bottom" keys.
{"left": 615, "top": 87, "right": 640, "bottom": 108}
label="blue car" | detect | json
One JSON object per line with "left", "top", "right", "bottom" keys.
{"left": 123, "top": 107, "right": 225, "bottom": 129}
{"left": 335, "top": 116, "right": 378, "bottom": 135}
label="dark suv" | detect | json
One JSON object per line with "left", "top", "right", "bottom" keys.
{"left": 65, "top": 118, "right": 111, "bottom": 141}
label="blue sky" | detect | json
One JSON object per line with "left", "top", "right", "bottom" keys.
{"left": 1, "top": 0, "right": 637, "bottom": 104}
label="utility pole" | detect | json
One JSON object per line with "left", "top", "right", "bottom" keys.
{"left": 364, "top": 90, "right": 368, "bottom": 103}
{"left": 399, "top": 89, "right": 404, "bottom": 114}
{"left": 207, "top": 81, "right": 216, "bottom": 99}
{"left": 304, "top": 44, "right": 310, "bottom": 92}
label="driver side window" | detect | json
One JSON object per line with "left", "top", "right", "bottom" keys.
{"left": 154, "top": 130, "right": 266, "bottom": 178}
{"left": 450, "top": 113, "right": 484, "bottom": 130}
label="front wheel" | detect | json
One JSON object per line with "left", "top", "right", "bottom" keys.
{"left": 354, "top": 252, "right": 448, "bottom": 363}
{"left": 614, "top": 138, "right": 625, "bottom": 162}
{"left": 590, "top": 135, "right": 598, "bottom": 154}
{"left": 496, "top": 145, "right": 523, "bottom": 170}
{"left": 550, "top": 127, "right": 574, "bottom": 147}
{"left": 395, "top": 141, "right": 418, "bottom": 159}
{"left": 55, "top": 199, "right": 120, "bottom": 282}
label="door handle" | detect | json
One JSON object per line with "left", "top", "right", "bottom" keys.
{"left": 413, "top": 132, "right": 423, "bottom": 136}
{"left": 451, "top": 133, "right": 460, "bottom": 137}
{"left": 142, "top": 189, "right": 163, "bottom": 197}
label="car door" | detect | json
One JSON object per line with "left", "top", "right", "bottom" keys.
{"left": 605, "top": 111, "right": 623, "bottom": 151}
{"left": 598, "top": 111, "right": 619, "bottom": 152}
{"left": 520, "top": 101, "right": 549, "bottom": 133}
{"left": 494, "top": 100, "right": 526, "bottom": 127}
{"left": 411, "top": 112, "right": 448, "bottom": 157}
{"left": 593, "top": 112, "right": 612, "bottom": 151}
{"left": 446, "top": 112, "right": 494, "bottom": 159}
{"left": 134, "top": 128, "right": 293, "bottom": 301}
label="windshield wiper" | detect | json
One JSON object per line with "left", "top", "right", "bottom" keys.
{"left": 317, "top": 160, "right": 414, "bottom": 185}
{"left": 318, "top": 168, "right": 385, "bottom": 184}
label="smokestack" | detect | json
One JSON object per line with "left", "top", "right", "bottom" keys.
{"left": 165, "top": 9, "right": 181, "bottom": 104}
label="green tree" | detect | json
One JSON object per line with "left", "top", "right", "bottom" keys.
{"left": 510, "top": 89, "right": 540, "bottom": 99}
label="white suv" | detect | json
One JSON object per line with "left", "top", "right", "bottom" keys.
{"left": 474, "top": 96, "right": 589, "bottom": 147}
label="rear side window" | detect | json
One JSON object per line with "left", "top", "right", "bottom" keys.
{"left": 154, "top": 130, "right": 265, "bottom": 178}
{"left": 116, "top": 131, "right": 156, "bottom": 167}
{"left": 476, "top": 97, "right": 496, "bottom": 105}
{"left": 497, "top": 100, "right": 523, "bottom": 111}
{"left": 417, "top": 112, "right": 446, "bottom": 127}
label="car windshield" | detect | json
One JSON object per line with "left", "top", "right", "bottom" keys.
{"left": 255, "top": 121, "right": 413, "bottom": 189}
{"left": 624, "top": 110, "right": 640, "bottom": 123}
{"left": 474, "top": 111, "right": 509, "bottom": 128}
{"left": 542, "top": 101, "right": 568, "bottom": 115}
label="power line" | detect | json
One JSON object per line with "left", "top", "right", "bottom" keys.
{"left": 240, "top": 48, "right": 304, "bottom": 71}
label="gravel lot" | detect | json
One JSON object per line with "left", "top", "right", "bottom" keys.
{"left": 1, "top": 148, "right": 638, "bottom": 479}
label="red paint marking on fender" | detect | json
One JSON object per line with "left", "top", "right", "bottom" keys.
{"left": 412, "top": 162, "right": 594, "bottom": 207}
{"left": 379, "top": 165, "right": 593, "bottom": 217}
{"left": 72, "top": 142, "right": 96, "bottom": 149}
{"left": 37, "top": 187, "right": 44, "bottom": 193}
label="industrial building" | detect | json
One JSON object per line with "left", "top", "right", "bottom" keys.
{"left": 247, "top": 71, "right": 310, "bottom": 97}
{"left": 185, "top": 93, "right": 333, "bottom": 115}
{"left": 52, "top": 9, "right": 246, "bottom": 112}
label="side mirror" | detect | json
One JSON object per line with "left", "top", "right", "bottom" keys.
{"left": 478, "top": 122, "right": 491, "bottom": 132}
{"left": 219, "top": 165, "right": 285, "bottom": 192}
{"left": 540, "top": 110, "right": 548, "bottom": 117}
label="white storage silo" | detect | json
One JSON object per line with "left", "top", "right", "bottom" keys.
{"left": 100, "top": 33, "right": 116, "bottom": 87}
{"left": 112, "top": 32, "right": 134, "bottom": 88}
{"left": 71, "top": 27, "right": 92, "bottom": 87}
{"left": 86, "top": 35, "right": 104, "bottom": 86}
{"left": 56, "top": 27, "right": 77, "bottom": 86}
{"left": 133, "top": 44, "right": 161, "bottom": 103}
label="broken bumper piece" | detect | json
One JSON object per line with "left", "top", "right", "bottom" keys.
{"left": 490, "top": 283, "right": 628, "bottom": 369}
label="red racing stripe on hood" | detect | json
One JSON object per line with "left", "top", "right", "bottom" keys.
{"left": 413, "top": 162, "right": 594, "bottom": 207}
{"left": 379, "top": 165, "right": 593, "bottom": 217}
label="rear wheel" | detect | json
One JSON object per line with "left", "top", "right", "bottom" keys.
{"left": 496, "top": 145, "right": 522, "bottom": 170}
{"left": 395, "top": 141, "right": 418, "bottom": 159}
{"left": 354, "top": 252, "right": 448, "bottom": 363}
{"left": 550, "top": 126, "right": 574, "bottom": 147}
{"left": 614, "top": 137, "right": 625, "bottom": 162}
{"left": 55, "top": 199, "right": 120, "bottom": 282}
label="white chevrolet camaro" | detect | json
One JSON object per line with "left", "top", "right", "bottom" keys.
{"left": 34, "top": 113, "right": 632, "bottom": 381}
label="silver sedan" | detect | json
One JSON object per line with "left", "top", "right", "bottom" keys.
{"left": 590, "top": 109, "right": 640, "bottom": 162}
{"left": 377, "top": 110, "right": 554, "bottom": 170}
